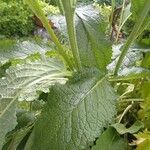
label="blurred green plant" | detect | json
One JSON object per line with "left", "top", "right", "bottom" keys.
{"left": 0, "top": 0, "right": 35, "bottom": 37}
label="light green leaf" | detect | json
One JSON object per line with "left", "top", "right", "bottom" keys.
{"left": 91, "top": 127, "right": 129, "bottom": 150}
{"left": 0, "top": 57, "right": 71, "bottom": 149}
{"left": 27, "top": 73, "right": 117, "bottom": 149}
{"left": 0, "top": 38, "right": 52, "bottom": 65}
{"left": 112, "top": 121, "right": 144, "bottom": 135}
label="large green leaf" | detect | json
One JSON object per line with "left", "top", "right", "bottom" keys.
{"left": 91, "top": 128, "right": 129, "bottom": 150}
{"left": 26, "top": 72, "right": 117, "bottom": 149}
{"left": 0, "top": 57, "right": 71, "bottom": 149}
{"left": 0, "top": 38, "right": 52, "bottom": 65}
{"left": 76, "top": 5, "right": 112, "bottom": 71}
{"left": 50, "top": 5, "right": 112, "bottom": 71}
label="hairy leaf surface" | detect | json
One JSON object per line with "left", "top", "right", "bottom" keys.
{"left": 0, "top": 58, "right": 70, "bottom": 149}
{"left": 50, "top": 5, "right": 112, "bottom": 71}
{"left": 75, "top": 5, "right": 112, "bottom": 71}
{"left": 27, "top": 73, "right": 117, "bottom": 149}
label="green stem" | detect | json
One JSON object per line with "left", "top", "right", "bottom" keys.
{"left": 61, "top": 0, "right": 82, "bottom": 71}
{"left": 24, "top": 0, "right": 73, "bottom": 70}
{"left": 114, "top": 0, "right": 150, "bottom": 75}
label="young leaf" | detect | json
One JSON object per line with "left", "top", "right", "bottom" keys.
{"left": 0, "top": 57, "right": 71, "bottom": 149}
{"left": 112, "top": 121, "right": 144, "bottom": 135}
{"left": 91, "top": 128, "right": 129, "bottom": 150}
{"left": 26, "top": 73, "right": 117, "bottom": 149}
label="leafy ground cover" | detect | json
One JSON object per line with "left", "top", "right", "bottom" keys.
{"left": 0, "top": 0, "right": 150, "bottom": 149}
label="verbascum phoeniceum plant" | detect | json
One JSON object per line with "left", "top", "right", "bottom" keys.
{"left": 0, "top": 0, "right": 150, "bottom": 149}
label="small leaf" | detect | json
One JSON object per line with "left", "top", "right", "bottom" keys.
{"left": 112, "top": 121, "right": 144, "bottom": 135}
{"left": 91, "top": 127, "right": 129, "bottom": 150}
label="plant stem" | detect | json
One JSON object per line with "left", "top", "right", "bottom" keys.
{"left": 114, "top": 0, "right": 150, "bottom": 75}
{"left": 110, "top": 0, "right": 115, "bottom": 35}
{"left": 24, "top": 0, "right": 73, "bottom": 70}
{"left": 118, "top": 102, "right": 133, "bottom": 123}
{"left": 115, "top": 0, "right": 126, "bottom": 43}
{"left": 61, "top": 0, "right": 82, "bottom": 71}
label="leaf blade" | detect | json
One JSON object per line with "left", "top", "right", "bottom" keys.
{"left": 0, "top": 57, "right": 71, "bottom": 149}
{"left": 28, "top": 73, "right": 117, "bottom": 149}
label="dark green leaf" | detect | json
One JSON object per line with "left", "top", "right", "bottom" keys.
{"left": 76, "top": 5, "right": 112, "bottom": 71}
{"left": 50, "top": 5, "right": 112, "bottom": 71}
{"left": 27, "top": 73, "right": 117, "bottom": 149}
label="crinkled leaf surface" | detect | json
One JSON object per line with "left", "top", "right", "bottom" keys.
{"left": 0, "top": 38, "right": 52, "bottom": 65}
{"left": 0, "top": 57, "right": 70, "bottom": 149}
{"left": 75, "top": 5, "right": 112, "bottom": 71}
{"left": 27, "top": 72, "right": 117, "bottom": 150}
{"left": 91, "top": 128, "right": 129, "bottom": 150}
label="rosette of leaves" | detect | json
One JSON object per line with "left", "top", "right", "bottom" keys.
{"left": 0, "top": 0, "right": 150, "bottom": 149}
